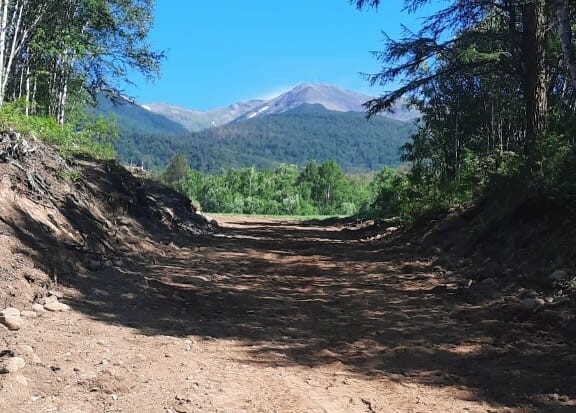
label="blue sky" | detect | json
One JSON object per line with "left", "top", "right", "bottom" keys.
{"left": 128, "top": 1, "right": 438, "bottom": 110}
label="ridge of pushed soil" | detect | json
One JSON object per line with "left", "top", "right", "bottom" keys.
{"left": 0, "top": 134, "right": 575, "bottom": 412}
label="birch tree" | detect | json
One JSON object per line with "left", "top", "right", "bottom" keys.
{"left": 0, "top": 0, "right": 46, "bottom": 106}
{"left": 0, "top": 0, "right": 163, "bottom": 123}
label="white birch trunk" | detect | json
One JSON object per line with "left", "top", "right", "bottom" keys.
{"left": 24, "top": 55, "right": 29, "bottom": 115}
{"left": 0, "top": 0, "right": 46, "bottom": 107}
{"left": 0, "top": 0, "right": 9, "bottom": 105}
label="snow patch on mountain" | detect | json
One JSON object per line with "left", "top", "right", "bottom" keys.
{"left": 143, "top": 83, "right": 420, "bottom": 131}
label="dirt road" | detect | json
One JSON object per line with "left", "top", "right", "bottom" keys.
{"left": 1, "top": 216, "right": 574, "bottom": 412}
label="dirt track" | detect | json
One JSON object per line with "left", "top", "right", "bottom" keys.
{"left": 2, "top": 216, "right": 575, "bottom": 412}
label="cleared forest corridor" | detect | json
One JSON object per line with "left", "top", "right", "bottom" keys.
{"left": 2, "top": 217, "right": 574, "bottom": 413}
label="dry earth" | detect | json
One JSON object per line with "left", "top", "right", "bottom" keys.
{"left": 1, "top": 213, "right": 575, "bottom": 413}
{"left": 0, "top": 132, "right": 575, "bottom": 413}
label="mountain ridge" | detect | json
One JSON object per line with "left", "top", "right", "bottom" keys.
{"left": 142, "top": 83, "right": 419, "bottom": 131}
{"left": 174, "top": 103, "right": 416, "bottom": 173}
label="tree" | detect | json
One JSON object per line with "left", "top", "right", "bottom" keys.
{"left": 0, "top": 0, "right": 47, "bottom": 106}
{"left": 555, "top": 0, "right": 576, "bottom": 90}
{"left": 0, "top": 0, "right": 163, "bottom": 123}
{"left": 163, "top": 153, "right": 190, "bottom": 188}
{"left": 352, "top": 0, "right": 549, "bottom": 154}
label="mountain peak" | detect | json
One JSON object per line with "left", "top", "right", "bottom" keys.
{"left": 238, "top": 83, "right": 372, "bottom": 121}
{"left": 142, "top": 83, "right": 419, "bottom": 131}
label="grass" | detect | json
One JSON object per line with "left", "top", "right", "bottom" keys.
{"left": 0, "top": 102, "right": 117, "bottom": 160}
{"left": 207, "top": 213, "right": 346, "bottom": 221}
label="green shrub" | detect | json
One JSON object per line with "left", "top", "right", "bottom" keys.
{"left": 0, "top": 102, "right": 117, "bottom": 160}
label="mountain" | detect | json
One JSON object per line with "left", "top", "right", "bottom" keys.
{"left": 142, "top": 83, "right": 420, "bottom": 131}
{"left": 143, "top": 99, "right": 265, "bottom": 132}
{"left": 236, "top": 83, "right": 371, "bottom": 121}
{"left": 177, "top": 104, "right": 416, "bottom": 173}
{"left": 93, "top": 95, "right": 188, "bottom": 136}
{"left": 100, "top": 83, "right": 419, "bottom": 171}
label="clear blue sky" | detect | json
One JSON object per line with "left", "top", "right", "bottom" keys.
{"left": 128, "top": 1, "right": 438, "bottom": 110}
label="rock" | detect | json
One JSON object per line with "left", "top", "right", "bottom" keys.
{"left": 2, "top": 308, "right": 20, "bottom": 317}
{"left": 9, "top": 374, "right": 28, "bottom": 386}
{"left": 48, "top": 290, "right": 64, "bottom": 298}
{"left": 0, "top": 357, "right": 25, "bottom": 374}
{"left": 31, "top": 303, "right": 46, "bottom": 314}
{"left": 16, "top": 345, "right": 34, "bottom": 355}
{"left": 117, "top": 216, "right": 131, "bottom": 226}
{"left": 43, "top": 301, "right": 70, "bottom": 312}
{"left": 463, "top": 279, "right": 473, "bottom": 288}
{"left": 41, "top": 295, "right": 58, "bottom": 305}
{"left": 520, "top": 298, "right": 546, "bottom": 312}
{"left": 0, "top": 308, "right": 23, "bottom": 330}
{"left": 386, "top": 226, "right": 399, "bottom": 233}
{"left": 20, "top": 311, "right": 37, "bottom": 319}
{"left": 549, "top": 270, "right": 569, "bottom": 282}
{"left": 431, "top": 247, "right": 443, "bottom": 255}
{"left": 30, "top": 353, "right": 42, "bottom": 365}
{"left": 15, "top": 345, "right": 41, "bottom": 365}
{"left": 113, "top": 259, "right": 123, "bottom": 267}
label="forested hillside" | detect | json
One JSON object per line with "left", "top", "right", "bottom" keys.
{"left": 183, "top": 104, "right": 414, "bottom": 172}
{"left": 1, "top": 2, "right": 576, "bottom": 412}
{"left": 117, "top": 104, "right": 415, "bottom": 172}
{"left": 94, "top": 96, "right": 187, "bottom": 137}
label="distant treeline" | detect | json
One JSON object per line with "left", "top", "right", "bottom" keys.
{"left": 157, "top": 153, "right": 405, "bottom": 217}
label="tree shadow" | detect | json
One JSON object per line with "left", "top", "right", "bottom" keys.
{"left": 4, "top": 206, "right": 575, "bottom": 411}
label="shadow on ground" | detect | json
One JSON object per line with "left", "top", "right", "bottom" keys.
{"left": 5, "top": 210, "right": 576, "bottom": 412}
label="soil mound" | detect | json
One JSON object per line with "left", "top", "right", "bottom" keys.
{"left": 0, "top": 130, "right": 214, "bottom": 310}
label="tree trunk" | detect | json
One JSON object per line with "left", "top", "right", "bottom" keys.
{"left": 30, "top": 74, "right": 36, "bottom": 115}
{"left": 24, "top": 59, "right": 30, "bottom": 115}
{"left": 556, "top": 0, "right": 576, "bottom": 90}
{"left": 521, "top": 0, "right": 548, "bottom": 155}
{"left": 0, "top": 0, "right": 9, "bottom": 105}
{"left": 57, "top": 75, "right": 68, "bottom": 124}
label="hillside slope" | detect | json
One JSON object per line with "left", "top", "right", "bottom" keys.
{"left": 94, "top": 95, "right": 188, "bottom": 136}
{"left": 180, "top": 104, "right": 415, "bottom": 172}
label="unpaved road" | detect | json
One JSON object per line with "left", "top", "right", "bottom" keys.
{"left": 1, "top": 216, "right": 574, "bottom": 412}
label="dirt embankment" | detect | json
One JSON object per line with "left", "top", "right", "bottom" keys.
{"left": 0, "top": 132, "right": 575, "bottom": 412}
{"left": 0, "top": 130, "right": 215, "bottom": 315}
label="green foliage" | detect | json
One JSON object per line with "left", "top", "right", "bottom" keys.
{"left": 350, "top": 0, "right": 574, "bottom": 222}
{"left": 170, "top": 160, "right": 372, "bottom": 216}
{"left": 163, "top": 153, "right": 190, "bottom": 188}
{"left": 0, "top": 102, "right": 117, "bottom": 159}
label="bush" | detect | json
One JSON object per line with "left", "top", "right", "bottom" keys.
{"left": 0, "top": 102, "right": 117, "bottom": 159}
